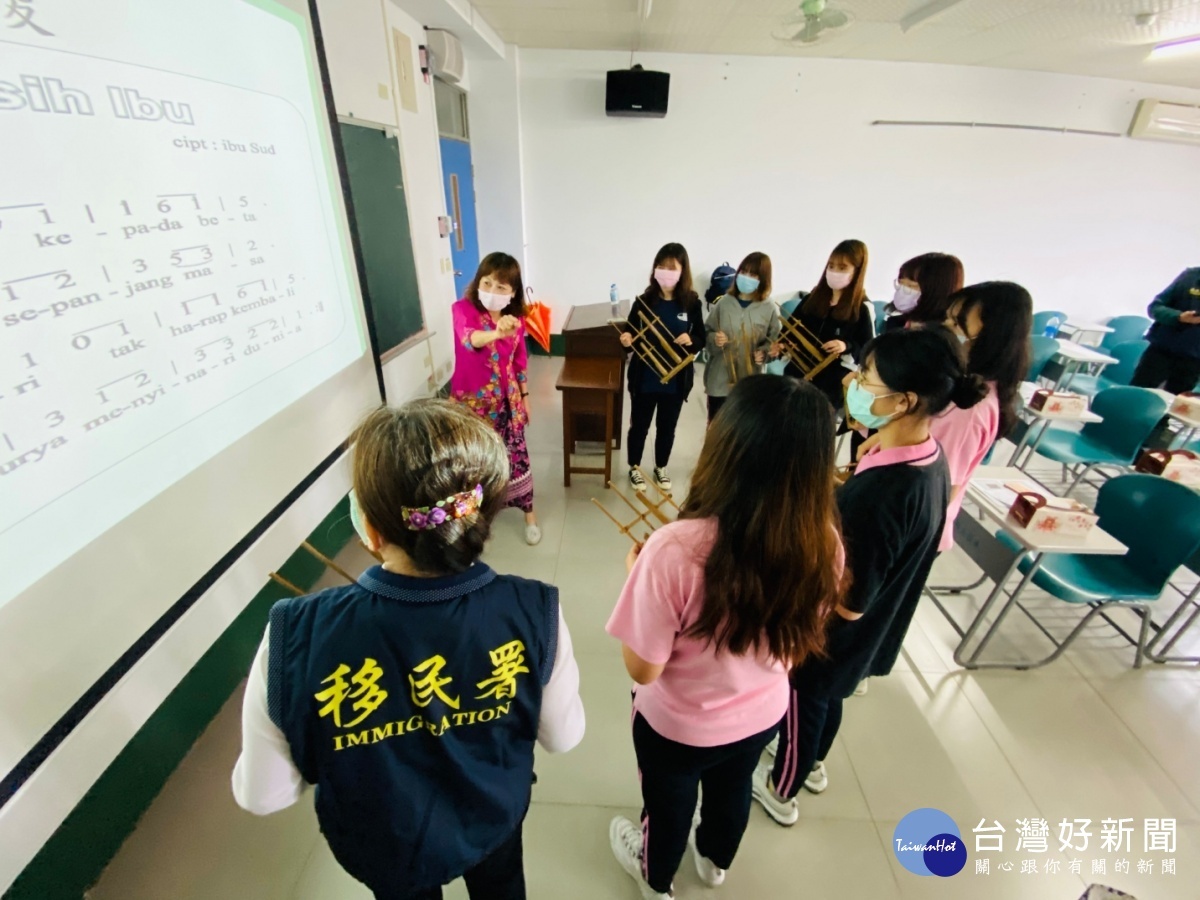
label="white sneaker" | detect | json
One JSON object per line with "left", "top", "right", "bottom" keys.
{"left": 765, "top": 734, "right": 779, "bottom": 760}
{"left": 691, "top": 840, "right": 726, "bottom": 887}
{"left": 751, "top": 763, "right": 798, "bottom": 827}
{"left": 853, "top": 679, "right": 869, "bottom": 696}
{"left": 629, "top": 467, "right": 648, "bottom": 493}
{"left": 524, "top": 522, "right": 542, "bottom": 546}
{"left": 653, "top": 467, "right": 672, "bottom": 493}
{"left": 610, "top": 817, "right": 673, "bottom": 899}
{"left": 804, "top": 760, "right": 828, "bottom": 795}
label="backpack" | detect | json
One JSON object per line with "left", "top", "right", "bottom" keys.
{"left": 705, "top": 262, "right": 737, "bottom": 306}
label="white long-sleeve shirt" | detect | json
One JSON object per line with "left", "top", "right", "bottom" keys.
{"left": 232, "top": 608, "right": 585, "bottom": 815}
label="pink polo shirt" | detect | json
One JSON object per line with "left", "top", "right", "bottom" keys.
{"left": 607, "top": 518, "right": 840, "bottom": 748}
{"left": 928, "top": 385, "right": 1000, "bottom": 551}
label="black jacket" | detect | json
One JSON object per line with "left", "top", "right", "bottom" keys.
{"left": 619, "top": 293, "right": 706, "bottom": 399}
{"left": 784, "top": 294, "right": 874, "bottom": 408}
{"left": 791, "top": 296, "right": 874, "bottom": 365}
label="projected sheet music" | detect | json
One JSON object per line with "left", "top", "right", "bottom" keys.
{"left": 0, "top": 1, "right": 367, "bottom": 604}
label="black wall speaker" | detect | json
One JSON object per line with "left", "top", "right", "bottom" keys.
{"left": 605, "top": 67, "right": 669, "bottom": 118}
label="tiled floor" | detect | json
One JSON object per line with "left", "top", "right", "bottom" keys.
{"left": 90, "top": 358, "right": 1200, "bottom": 900}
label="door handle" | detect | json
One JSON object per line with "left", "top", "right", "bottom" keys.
{"left": 454, "top": 270, "right": 463, "bottom": 276}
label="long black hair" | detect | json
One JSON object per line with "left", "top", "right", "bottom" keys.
{"left": 680, "top": 376, "right": 847, "bottom": 664}
{"left": 801, "top": 239, "right": 868, "bottom": 322}
{"left": 948, "top": 282, "right": 1033, "bottom": 436}
{"left": 862, "top": 327, "right": 988, "bottom": 418}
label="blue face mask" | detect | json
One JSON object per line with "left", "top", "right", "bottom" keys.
{"left": 735, "top": 273, "right": 759, "bottom": 295}
{"left": 349, "top": 489, "right": 372, "bottom": 548}
{"left": 846, "top": 379, "right": 901, "bottom": 430}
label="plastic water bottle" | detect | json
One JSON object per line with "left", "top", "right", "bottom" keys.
{"left": 1043, "top": 315, "right": 1062, "bottom": 339}
{"left": 609, "top": 283, "right": 620, "bottom": 320}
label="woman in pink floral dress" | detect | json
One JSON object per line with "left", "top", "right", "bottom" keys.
{"left": 450, "top": 252, "right": 541, "bottom": 545}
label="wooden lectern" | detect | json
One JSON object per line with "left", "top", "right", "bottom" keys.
{"left": 556, "top": 302, "right": 627, "bottom": 486}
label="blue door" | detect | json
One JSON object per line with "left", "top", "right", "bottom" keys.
{"left": 439, "top": 137, "right": 480, "bottom": 299}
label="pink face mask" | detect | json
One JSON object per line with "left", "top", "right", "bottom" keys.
{"left": 654, "top": 267, "right": 682, "bottom": 289}
{"left": 826, "top": 268, "right": 853, "bottom": 291}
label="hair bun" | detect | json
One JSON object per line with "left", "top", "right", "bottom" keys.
{"left": 951, "top": 372, "right": 988, "bottom": 410}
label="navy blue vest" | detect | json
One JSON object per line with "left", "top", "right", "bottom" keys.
{"left": 267, "top": 563, "right": 558, "bottom": 893}
{"left": 1147, "top": 268, "right": 1200, "bottom": 360}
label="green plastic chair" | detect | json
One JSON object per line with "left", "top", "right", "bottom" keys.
{"left": 1025, "top": 386, "right": 1169, "bottom": 493}
{"left": 1032, "top": 310, "right": 1067, "bottom": 336}
{"left": 1145, "top": 541, "right": 1200, "bottom": 664}
{"left": 1064, "top": 340, "right": 1147, "bottom": 396}
{"left": 1100, "top": 315, "right": 1151, "bottom": 351}
{"left": 872, "top": 300, "right": 889, "bottom": 336}
{"left": 1027, "top": 335, "right": 1060, "bottom": 382}
{"left": 995, "top": 474, "right": 1200, "bottom": 667}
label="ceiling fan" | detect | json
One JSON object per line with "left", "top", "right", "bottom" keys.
{"left": 773, "top": 0, "right": 855, "bottom": 45}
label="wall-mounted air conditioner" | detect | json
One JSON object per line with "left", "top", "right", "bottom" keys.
{"left": 1128, "top": 99, "right": 1200, "bottom": 145}
{"left": 425, "top": 29, "right": 466, "bottom": 85}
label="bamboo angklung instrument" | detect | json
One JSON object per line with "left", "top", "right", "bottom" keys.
{"left": 611, "top": 308, "right": 696, "bottom": 384}
{"left": 591, "top": 467, "right": 680, "bottom": 545}
{"left": 777, "top": 316, "right": 840, "bottom": 382}
{"left": 724, "top": 321, "right": 760, "bottom": 385}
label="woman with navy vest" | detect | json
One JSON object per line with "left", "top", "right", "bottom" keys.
{"left": 606, "top": 376, "right": 848, "bottom": 899}
{"left": 1132, "top": 267, "right": 1200, "bottom": 446}
{"left": 1132, "top": 267, "right": 1200, "bottom": 394}
{"left": 753, "top": 329, "right": 984, "bottom": 824}
{"left": 232, "top": 401, "right": 585, "bottom": 900}
{"left": 618, "top": 243, "right": 706, "bottom": 494}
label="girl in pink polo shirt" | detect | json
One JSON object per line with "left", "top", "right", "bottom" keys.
{"left": 606, "top": 375, "right": 848, "bottom": 899}
{"left": 932, "top": 282, "right": 1033, "bottom": 552}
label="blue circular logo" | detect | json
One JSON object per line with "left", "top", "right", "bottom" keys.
{"left": 893, "top": 809, "right": 967, "bottom": 877}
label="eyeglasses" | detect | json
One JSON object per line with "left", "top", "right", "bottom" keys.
{"left": 854, "top": 370, "right": 892, "bottom": 393}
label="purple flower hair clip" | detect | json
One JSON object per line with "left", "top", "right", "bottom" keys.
{"left": 402, "top": 484, "right": 484, "bottom": 532}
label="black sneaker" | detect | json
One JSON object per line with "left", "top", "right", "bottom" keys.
{"left": 629, "top": 468, "right": 647, "bottom": 492}
{"left": 653, "top": 468, "right": 672, "bottom": 493}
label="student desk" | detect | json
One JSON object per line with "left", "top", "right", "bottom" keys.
{"left": 927, "top": 466, "right": 1126, "bottom": 669}
{"left": 1164, "top": 392, "right": 1200, "bottom": 449}
{"left": 1006, "top": 381, "right": 1103, "bottom": 468}
{"left": 1057, "top": 322, "right": 1113, "bottom": 347}
{"left": 1043, "top": 340, "right": 1118, "bottom": 391}
{"left": 1142, "top": 388, "right": 1200, "bottom": 449}
{"left": 555, "top": 356, "right": 621, "bottom": 487}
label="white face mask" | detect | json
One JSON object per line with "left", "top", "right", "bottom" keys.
{"left": 479, "top": 290, "right": 510, "bottom": 312}
{"left": 826, "top": 268, "right": 853, "bottom": 291}
{"left": 892, "top": 284, "right": 921, "bottom": 313}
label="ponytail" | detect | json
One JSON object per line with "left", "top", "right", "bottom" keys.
{"left": 863, "top": 326, "right": 980, "bottom": 418}
{"left": 951, "top": 372, "right": 988, "bottom": 411}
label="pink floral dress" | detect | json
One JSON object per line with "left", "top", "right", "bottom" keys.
{"left": 450, "top": 299, "right": 533, "bottom": 511}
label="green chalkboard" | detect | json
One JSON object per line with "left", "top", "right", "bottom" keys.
{"left": 338, "top": 122, "right": 424, "bottom": 357}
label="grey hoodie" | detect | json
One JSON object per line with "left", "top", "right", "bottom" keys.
{"left": 703, "top": 294, "right": 782, "bottom": 399}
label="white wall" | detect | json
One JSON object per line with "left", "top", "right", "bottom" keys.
{"left": 318, "top": 0, "right": 459, "bottom": 397}
{"left": 468, "top": 46, "right": 528, "bottom": 277}
{"left": 516, "top": 50, "right": 1200, "bottom": 325}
